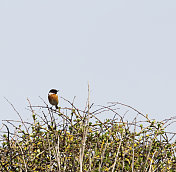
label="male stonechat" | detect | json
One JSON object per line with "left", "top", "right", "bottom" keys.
{"left": 48, "top": 89, "right": 59, "bottom": 109}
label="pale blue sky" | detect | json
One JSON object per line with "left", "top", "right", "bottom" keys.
{"left": 0, "top": 1, "right": 176, "bottom": 131}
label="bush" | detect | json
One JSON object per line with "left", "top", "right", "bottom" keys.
{"left": 0, "top": 98, "right": 176, "bottom": 171}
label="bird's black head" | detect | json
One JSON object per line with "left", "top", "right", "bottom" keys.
{"left": 49, "top": 89, "right": 59, "bottom": 94}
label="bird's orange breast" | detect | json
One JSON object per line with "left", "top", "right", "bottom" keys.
{"left": 48, "top": 94, "right": 58, "bottom": 106}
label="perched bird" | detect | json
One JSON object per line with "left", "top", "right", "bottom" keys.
{"left": 48, "top": 89, "right": 59, "bottom": 109}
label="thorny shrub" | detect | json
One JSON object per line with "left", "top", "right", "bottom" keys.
{"left": 0, "top": 98, "right": 175, "bottom": 171}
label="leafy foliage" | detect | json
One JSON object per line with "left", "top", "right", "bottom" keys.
{"left": 0, "top": 99, "right": 176, "bottom": 171}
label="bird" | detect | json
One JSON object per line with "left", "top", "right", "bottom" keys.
{"left": 48, "top": 89, "right": 59, "bottom": 109}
